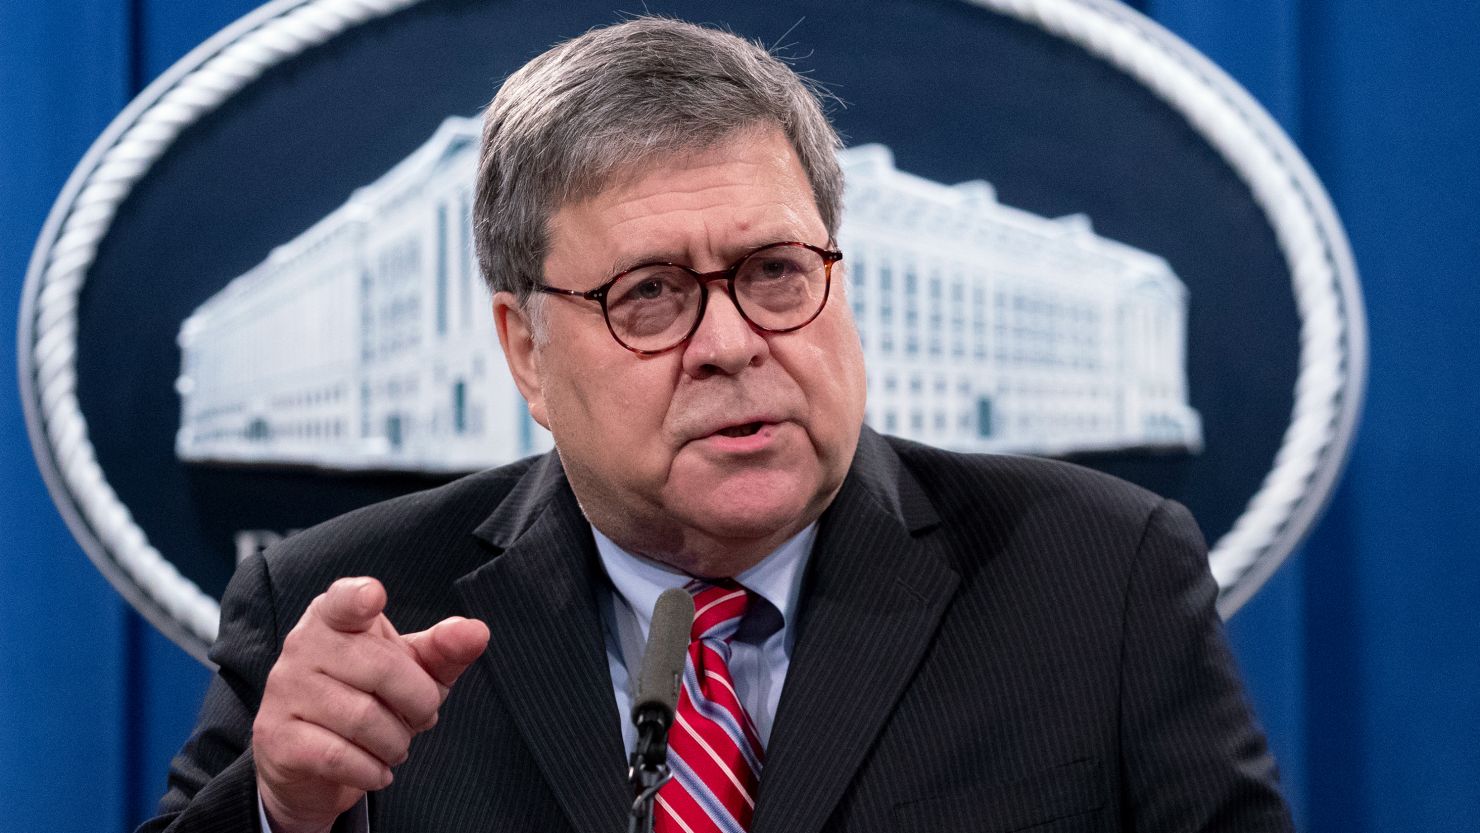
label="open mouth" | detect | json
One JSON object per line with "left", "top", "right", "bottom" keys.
{"left": 716, "top": 422, "right": 765, "bottom": 438}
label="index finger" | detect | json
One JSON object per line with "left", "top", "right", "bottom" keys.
{"left": 311, "top": 577, "right": 387, "bottom": 634}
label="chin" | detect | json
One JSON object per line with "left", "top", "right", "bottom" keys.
{"left": 680, "top": 474, "right": 821, "bottom": 541}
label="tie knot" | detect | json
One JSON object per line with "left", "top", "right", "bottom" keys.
{"left": 686, "top": 579, "right": 752, "bottom": 643}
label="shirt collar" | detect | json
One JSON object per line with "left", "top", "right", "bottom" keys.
{"left": 592, "top": 523, "right": 817, "bottom": 642}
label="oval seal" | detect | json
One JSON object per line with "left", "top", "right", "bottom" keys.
{"left": 19, "top": 0, "right": 1366, "bottom": 661}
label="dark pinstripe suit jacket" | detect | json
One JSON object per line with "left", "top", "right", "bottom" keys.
{"left": 142, "top": 428, "right": 1292, "bottom": 832}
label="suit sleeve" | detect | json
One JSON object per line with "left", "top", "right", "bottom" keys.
{"left": 135, "top": 553, "right": 281, "bottom": 833}
{"left": 1119, "top": 499, "right": 1294, "bottom": 832}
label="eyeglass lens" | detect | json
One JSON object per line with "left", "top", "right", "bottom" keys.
{"left": 604, "top": 244, "right": 830, "bottom": 351}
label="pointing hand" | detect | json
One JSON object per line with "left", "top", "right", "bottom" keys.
{"left": 252, "top": 577, "right": 489, "bottom": 833}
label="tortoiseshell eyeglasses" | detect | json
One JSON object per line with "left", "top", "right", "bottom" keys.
{"left": 534, "top": 241, "right": 842, "bottom": 355}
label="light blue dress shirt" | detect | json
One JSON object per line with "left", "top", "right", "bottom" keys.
{"left": 593, "top": 522, "right": 817, "bottom": 757}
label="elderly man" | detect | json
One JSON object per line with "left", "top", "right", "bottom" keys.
{"left": 142, "top": 16, "right": 1292, "bottom": 833}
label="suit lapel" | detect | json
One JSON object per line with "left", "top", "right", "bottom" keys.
{"left": 455, "top": 453, "right": 629, "bottom": 833}
{"left": 752, "top": 430, "right": 960, "bottom": 833}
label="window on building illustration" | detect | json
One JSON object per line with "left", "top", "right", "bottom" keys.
{"left": 460, "top": 192, "right": 474, "bottom": 331}
{"left": 437, "top": 201, "right": 450, "bottom": 336}
{"left": 360, "top": 382, "right": 370, "bottom": 438}
{"left": 977, "top": 397, "right": 994, "bottom": 438}
{"left": 387, "top": 414, "right": 403, "bottom": 449}
{"left": 851, "top": 253, "right": 867, "bottom": 322}
{"left": 247, "top": 418, "right": 270, "bottom": 442}
{"left": 453, "top": 380, "right": 467, "bottom": 435}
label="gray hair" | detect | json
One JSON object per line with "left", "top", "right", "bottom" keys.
{"left": 473, "top": 16, "right": 844, "bottom": 304}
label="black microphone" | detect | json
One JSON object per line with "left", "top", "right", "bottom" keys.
{"left": 628, "top": 587, "right": 694, "bottom": 832}
{"left": 631, "top": 587, "right": 694, "bottom": 772}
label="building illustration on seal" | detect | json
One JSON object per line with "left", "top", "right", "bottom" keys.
{"left": 175, "top": 117, "right": 1201, "bottom": 472}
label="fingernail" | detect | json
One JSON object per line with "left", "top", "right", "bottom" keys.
{"left": 346, "top": 577, "right": 373, "bottom": 605}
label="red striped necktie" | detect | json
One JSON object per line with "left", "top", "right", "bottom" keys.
{"left": 655, "top": 580, "right": 765, "bottom": 833}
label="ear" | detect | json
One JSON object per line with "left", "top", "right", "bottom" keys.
{"left": 492, "top": 291, "right": 550, "bottom": 429}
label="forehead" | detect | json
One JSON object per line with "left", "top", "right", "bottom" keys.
{"left": 546, "top": 128, "right": 825, "bottom": 273}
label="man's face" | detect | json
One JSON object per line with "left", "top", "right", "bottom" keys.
{"left": 493, "top": 126, "right": 866, "bottom": 576}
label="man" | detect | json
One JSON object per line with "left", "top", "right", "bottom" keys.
{"left": 142, "top": 17, "right": 1292, "bottom": 833}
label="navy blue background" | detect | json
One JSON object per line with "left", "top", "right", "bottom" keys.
{"left": 2, "top": 1, "right": 1477, "bottom": 831}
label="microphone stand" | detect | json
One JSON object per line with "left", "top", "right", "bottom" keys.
{"left": 627, "top": 763, "right": 672, "bottom": 833}
{"left": 627, "top": 716, "right": 673, "bottom": 833}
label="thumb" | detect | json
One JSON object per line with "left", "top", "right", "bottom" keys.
{"left": 403, "top": 617, "right": 491, "bottom": 688}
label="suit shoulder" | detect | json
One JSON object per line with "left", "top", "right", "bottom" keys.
{"left": 887, "top": 435, "right": 1161, "bottom": 512}
{"left": 882, "top": 435, "right": 1175, "bottom": 559}
{"left": 256, "top": 456, "right": 539, "bottom": 606}
{"left": 879, "top": 437, "right": 1207, "bottom": 613}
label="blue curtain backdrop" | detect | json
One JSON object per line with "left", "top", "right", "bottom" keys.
{"left": 1, "top": 1, "right": 1476, "bottom": 830}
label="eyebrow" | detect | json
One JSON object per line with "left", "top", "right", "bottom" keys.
{"left": 604, "top": 237, "right": 802, "bottom": 277}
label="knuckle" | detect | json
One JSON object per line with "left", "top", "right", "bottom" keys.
{"left": 319, "top": 738, "right": 349, "bottom": 775}
{"left": 270, "top": 726, "right": 317, "bottom": 776}
{"left": 345, "top": 693, "right": 381, "bottom": 737}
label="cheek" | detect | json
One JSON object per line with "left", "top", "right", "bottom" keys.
{"left": 543, "top": 352, "right": 679, "bottom": 457}
{"left": 791, "top": 321, "right": 868, "bottom": 441}
{"left": 819, "top": 314, "right": 868, "bottom": 403}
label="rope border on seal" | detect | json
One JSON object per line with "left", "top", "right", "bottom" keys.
{"left": 18, "top": 0, "right": 1366, "bottom": 661}
{"left": 19, "top": 0, "right": 424, "bottom": 661}
{"left": 968, "top": 0, "right": 1365, "bottom": 615}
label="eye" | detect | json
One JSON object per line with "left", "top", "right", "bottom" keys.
{"left": 610, "top": 267, "right": 690, "bottom": 306}
{"left": 751, "top": 255, "right": 802, "bottom": 280}
{"left": 631, "top": 278, "right": 667, "bottom": 300}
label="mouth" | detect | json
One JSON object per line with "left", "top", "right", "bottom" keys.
{"left": 714, "top": 421, "right": 766, "bottom": 438}
{"left": 693, "top": 418, "right": 784, "bottom": 453}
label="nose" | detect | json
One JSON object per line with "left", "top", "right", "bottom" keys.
{"left": 680, "top": 279, "right": 769, "bottom": 378}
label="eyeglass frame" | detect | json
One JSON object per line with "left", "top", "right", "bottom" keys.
{"left": 531, "top": 240, "right": 843, "bottom": 355}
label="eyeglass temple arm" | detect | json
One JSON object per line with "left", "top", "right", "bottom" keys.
{"left": 535, "top": 284, "right": 605, "bottom": 301}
